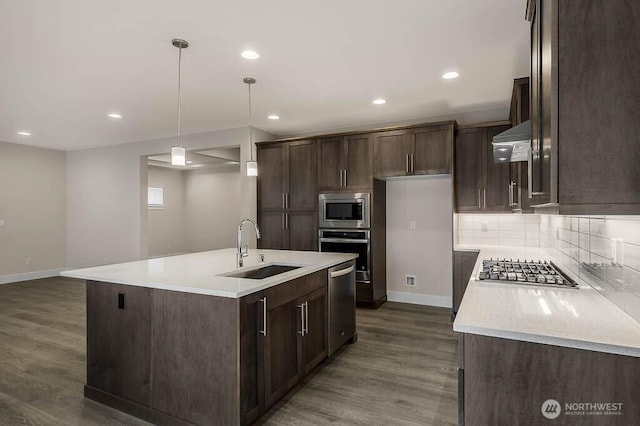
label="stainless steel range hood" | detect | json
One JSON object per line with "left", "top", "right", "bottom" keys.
{"left": 492, "top": 120, "right": 530, "bottom": 163}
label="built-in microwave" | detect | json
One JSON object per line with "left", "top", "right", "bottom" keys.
{"left": 319, "top": 193, "right": 370, "bottom": 229}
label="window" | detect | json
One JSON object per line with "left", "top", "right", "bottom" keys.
{"left": 148, "top": 187, "right": 164, "bottom": 209}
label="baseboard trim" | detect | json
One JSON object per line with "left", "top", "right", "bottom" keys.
{"left": 387, "top": 291, "right": 452, "bottom": 308}
{"left": 0, "top": 268, "right": 66, "bottom": 285}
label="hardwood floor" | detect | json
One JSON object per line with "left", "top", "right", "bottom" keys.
{"left": 0, "top": 277, "right": 458, "bottom": 425}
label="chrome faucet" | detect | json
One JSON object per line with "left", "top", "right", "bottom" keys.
{"left": 237, "top": 219, "right": 261, "bottom": 268}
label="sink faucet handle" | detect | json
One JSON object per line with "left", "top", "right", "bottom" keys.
{"left": 259, "top": 254, "right": 265, "bottom": 263}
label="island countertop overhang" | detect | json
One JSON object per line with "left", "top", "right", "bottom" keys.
{"left": 61, "top": 248, "right": 357, "bottom": 298}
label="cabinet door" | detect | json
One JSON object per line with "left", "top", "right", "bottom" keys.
{"left": 258, "top": 211, "right": 286, "bottom": 250}
{"left": 454, "top": 128, "right": 484, "bottom": 212}
{"left": 86, "top": 281, "right": 152, "bottom": 406}
{"left": 413, "top": 127, "right": 453, "bottom": 175}
{"left": 373, "top": 130, "right": 412, "bottom": 177}
{"left": 484, "top": 125, "right": 512, "bottom": 211}
{"left": 287, "top": 211, "right": 317, "bottom": 251}
{"left": 286, "top": 140, "right": 317, "bottom": 211}
{"left": 301, "top": 287, "right": 328, "bottom": 375}
{"left": 240, "top": 291, "right": 265, "bottom": 424}
{"left": 263, "top": 299, "right": 302, "bottom": 408}
{"left": 318, "top": 136, "right": 344, "bottom": 190}
{"left": 344, "top": 134, "right": 373, "bottom": 189}
{"left": 452, "top": 251, "right": 479, "bottom": 317}
{"left": 257, "top": 144, "right": 286, "bottom": 211}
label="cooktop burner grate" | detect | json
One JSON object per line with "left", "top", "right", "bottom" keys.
{"left": 477, "top": 258, "right": 578, "bottom": 288}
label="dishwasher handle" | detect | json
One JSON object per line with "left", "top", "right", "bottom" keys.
{"left": 330, "top": 264, "right": 355, "bottom": 278}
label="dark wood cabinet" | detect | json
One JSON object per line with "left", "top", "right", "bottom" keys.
{"left": 263, "top": 270, "right": 327, "bottom": 408}
{"left": 454, "top": 123, "right": 512, "bottom": 212}
{"left": 452, "top": 250, "right": 479, "bottom": 319}
{"left": 86, "top": 281, "right": 152, "bottom": 407}
{"left": 258, "top": 140, "right": 318, "bottom": 250}
{"left": 318, "top": 134, "right": 372, "bottom": 190}
{"left": 258, "top": 210, "right": 317, "bottom": 251}
{"left": 526, "top": 0, "right": 640, "bottom": 214}
{"left": 240, "top": 291, "right": 265, "bottom": 424}
{"left": 373, "top": 122, "right": 454, "bottom": 178}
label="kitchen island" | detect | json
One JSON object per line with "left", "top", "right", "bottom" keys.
{"left": 453, "top": 246, "right": 640, "bottom": 425}
{"left": 62, "top": 248, "right": 357, "bottom": 426}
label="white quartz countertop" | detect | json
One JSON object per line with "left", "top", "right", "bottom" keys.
{"left": 61, "top": 248, "right": 357, "bottom": 298}
{"left": 453, "top": 245, "right": 640, "bottom": 357}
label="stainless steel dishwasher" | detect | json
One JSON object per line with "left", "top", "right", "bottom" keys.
{"left": 328, "top": 260, "right": 356, "bottom": 356}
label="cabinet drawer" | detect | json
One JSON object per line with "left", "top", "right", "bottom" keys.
{"left": 265, "top": 270, "right": 326, "bottom": 310}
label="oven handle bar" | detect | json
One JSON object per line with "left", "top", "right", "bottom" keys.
{"left": 319, "top": 238, "right": 370, "bottom": 244}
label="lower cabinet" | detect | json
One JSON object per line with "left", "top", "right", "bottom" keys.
{"left": 85, "top": 270, "right": 333, "bottom": 426}
{"left": 452, "top": 250, "right": 479, "bottom": 319}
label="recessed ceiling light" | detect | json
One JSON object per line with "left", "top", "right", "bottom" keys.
{"left": 17, "top": 131, "right": 31, "bottom": 136}
{"left": 268, "top": 114, "right": 280, "bottom": 120}
{"left": 241, "top": 50, "right": 259, "bottom": 60}
{"left": 373, "top": 98, "right": 386, "bottom": 105}
{"left": 442, "top": 71, "right": 460, "bottom": 80}
{"left": 108, "top": 113, "right": 122, "bottom": 119}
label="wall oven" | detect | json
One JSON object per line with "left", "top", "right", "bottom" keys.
{"left": 319, "top": 193, "right": 370, "bottom": 229}
{"left": 318, "top": 229, "right": 370, "bottom": 283}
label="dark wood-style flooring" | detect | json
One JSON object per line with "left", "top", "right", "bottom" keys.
{"left": 0, "top": 277, "right": 458, "bottom": 425}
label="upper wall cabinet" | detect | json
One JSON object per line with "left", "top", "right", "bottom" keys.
{"left": 527, "top": 0, "right": 640, "bottom": 214}
{"left": 318, "top": 134, "right": 372, "bottom": 191}
{"left": 372, "top": 122, "right": 455, "bottom": 178}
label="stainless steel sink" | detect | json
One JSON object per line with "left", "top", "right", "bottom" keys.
{"left": 222, "top": 264, "right": 302, "bottom": 280}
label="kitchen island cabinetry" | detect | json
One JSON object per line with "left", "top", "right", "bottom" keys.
{"left": 66, "top": 249, "right": 357, "bottom": 426}
{"left": 373, "top": 122, "right": 454, "bottom": 178}
{"left": 454, "top": 123, "right": 512, "bottom": 212}
{"left": 318, "top": 134, "right": 372, "bottom": 190}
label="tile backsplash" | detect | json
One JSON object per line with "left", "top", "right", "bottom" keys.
{"left": 540, "top": 215, "right": 640, "bottom": 323}
{"left": 456, "top": 214, "right": 540, "bottom": 247}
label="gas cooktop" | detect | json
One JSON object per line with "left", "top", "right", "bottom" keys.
{"left": 477, "top": 258, "right": 578, "bottom": 288}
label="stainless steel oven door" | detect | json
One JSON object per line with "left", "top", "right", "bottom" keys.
{"left": 318, "top": 231, "right": 370, "bottom": 283}
{"left": 319, "top": 193, "right": 370, "bottom": 229}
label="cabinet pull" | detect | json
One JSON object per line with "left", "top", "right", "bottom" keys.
{"left": 297, "top": 303, "right": 305, "bottom": 336}
{"left": 410, "top": 153, "right": 415, "bottom": 173}
{"left": 282, "top": 193, "right": 286, "bottom": 209}
{"left": 405, "top": 154, "right": 410, "bottom": 174}
{"left": 285, "top": 213, "right": 289, "bottom": 230}
{"left": 259, "top": 297, "right": 267, "bottom": 336}
{"left": 483, "top": 188, "right": 487, "bottom": 209}
{"left": 478, "top": 189, "right": 482, "bottom": 209}
{"left": 286, "top": 193, "right": 289, "bottom": 209}
{"left": 527, "top": 153, "right": 533, "bottom": 199}
{"left": 343, "top": 169, "right": 348, "bottom": 187}
{"left": 339, "top": 169, "right": 343, "bottom": 187}
{"left": 304, "top": 301, "right": 309, "bottom": 335}
{"left": 508, "top": 182, "right": 514, "bottom": 206}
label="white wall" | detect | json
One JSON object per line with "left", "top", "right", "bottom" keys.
{"left": 184, "top": 167, "right": 240, "bottom": 252}
{"left": 0, "top": 142, "right": 67, "bottom": 282}
{"left": 67, "top": 127, "right": 274, "bottom": 268}
{"left": 147, "top": 166, "right": 186, "bottom": 257}
{"left": 386, "top": 176, "right": 453, "bottom": 307}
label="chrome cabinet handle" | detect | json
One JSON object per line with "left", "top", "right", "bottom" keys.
{"left": 483, "top": 188, "right": 487, "bottom": 209}
{"left": 285, "top": 193, "right": 289, "bottom": 209}
{"left": 478, "top": 189, "right": 482, "bottom": 209}
{"left": 405, "top": 154, "right": 410, "bottom": 174}
{"left": 285, "top": 213, "right": 289, "bottom": 230}
{"left": 297, "top": 303, "right": 305, "bottom": 336}
{"left": 527, "top": 152, "right": 533, "bottom": 199}
{"left": 410, "top": 153, "right": 415, "bottom": 173}
{"left": 260, "top": 297, "right": 267, "bottom": 336}
{"left": 508, "top": 182, "right": 514, "bottom": 206}
{"left": 339, "top": 169, "right": 343, "bottom": 187}
{"left": 304, "top": 301, "right": 309, "bottom": 335}
{"left": 344, "top": 169, "right": 348, "bottom": 187}
{"left": 282, "top": 193, "right": 286, "bottom": 209}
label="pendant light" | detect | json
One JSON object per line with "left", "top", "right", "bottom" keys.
{"left": 244, "top": 77, "right": 258, "bottom": 177}
{"left": 171, "top": 38, "right": 188, "bottom": 166}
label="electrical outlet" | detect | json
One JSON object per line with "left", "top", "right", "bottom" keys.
{"left": 405, "top": 275, "right": 416, "bottom": 287}
{"left": 25, "top": 258, "right": 31, "bottom": 265}
{"left": 0, "top": 219, "right": 6, "bottom": 228}
{"left": 410, "top": 221, "right": 416, "bottom": 230}
{"left": 481, "top": 223, "right": 489, "bottom": 232}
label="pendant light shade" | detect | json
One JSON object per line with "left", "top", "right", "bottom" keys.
{"left": 171, "top": 146, "right": 186, "bottom": 166}
{"left": 171, "top": 38, "right": 188, "bottom": 166}
{"left": 244, "top": 77, "right": 258, "bottom": 177}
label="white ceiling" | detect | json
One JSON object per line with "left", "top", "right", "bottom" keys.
{"left": 0, "top": 0, "right": 530, "bottom": 151}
